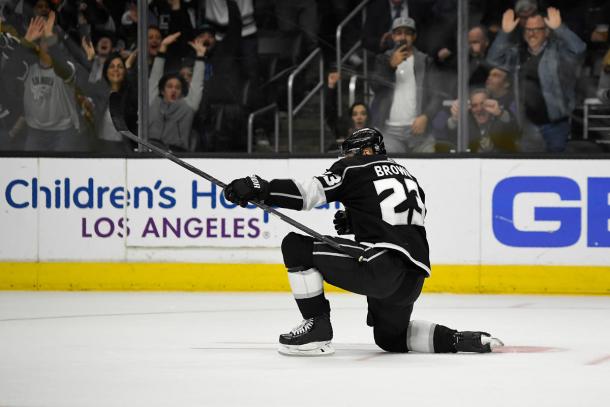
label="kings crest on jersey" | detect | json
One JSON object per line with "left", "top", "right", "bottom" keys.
{"left": 266, "top": 155, "right": 431, "bottom": 276}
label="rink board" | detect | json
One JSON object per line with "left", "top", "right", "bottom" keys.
{"left": 1, "top": 157, "right": 609, "bottom": 293}
{"left": 1, "top": 263, "right": 609, "bottom": 294}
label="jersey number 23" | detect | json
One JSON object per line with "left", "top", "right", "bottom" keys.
{"left": 373, "top": 178, "right": 425, "bottom": 226}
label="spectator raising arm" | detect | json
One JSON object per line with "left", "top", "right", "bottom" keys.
{"left": 486, "top": 9, "right": 522, "bottom": 68}
{"left": 544, "top": 8, "right": 587, "bottom": 57}
{"left": 2, "top": 18, "right": 45, "bottom": 91}
{"left": 148, "top": 31, "right": 181, "bottom": 103}
{"left": 42, "top": 12, "right": 77, "bottom": 83}
{"left": 184, "top": 37, "right": 206, "bottom": 110}
{"left": 325, "top": 72, "right": 341, "bottom": 137}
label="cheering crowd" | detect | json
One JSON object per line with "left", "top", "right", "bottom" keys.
{"left": 0, "top": 0, "right": 609, "bottom": 154}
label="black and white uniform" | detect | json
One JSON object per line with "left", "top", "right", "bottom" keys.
{"left": 266, "top": 154, "right": 430, "bottom": 352}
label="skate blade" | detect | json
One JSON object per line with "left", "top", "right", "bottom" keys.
{"left": 482, "top": 336, "right": 505, "bottom": 349}
{"left": 278, "top": 341, "right": 335, "bottom": 357}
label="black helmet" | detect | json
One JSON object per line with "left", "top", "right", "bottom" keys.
{"left": 340, "top": 127, "right": 386, "bottom": 156}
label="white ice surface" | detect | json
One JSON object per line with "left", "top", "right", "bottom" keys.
{"left": 1, "top": 292, "right": 609, "bottom": 407}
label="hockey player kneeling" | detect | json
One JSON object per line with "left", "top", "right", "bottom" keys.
{"left": 224, "top": 128, "right": 503, "bottom": 356}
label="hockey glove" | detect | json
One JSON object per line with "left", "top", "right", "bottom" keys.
{"left": 333, "top": 210, "right": 352, "bottom": 235}
{"left": 223, "top": 175, "right": 270, "bottom": 207}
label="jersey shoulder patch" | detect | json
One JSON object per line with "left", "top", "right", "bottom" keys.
{"left": 317, "top": 172, "right": 342, "bottom": 189}
{"left": 316, "top": 159, "right": 347, "bottom": 189}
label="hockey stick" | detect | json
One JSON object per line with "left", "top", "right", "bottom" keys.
{"left": 108, "top": 92, "right": 353, "bottom": 256}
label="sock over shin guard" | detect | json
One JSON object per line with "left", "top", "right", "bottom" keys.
{"left": 287, "top": 267, "right": 330, "bottom": 318}
{"left": 282, "top": 233, "right": 329, "bottom": 318}
{"left": 406, "top": 320, "right": 458, "bottom": 353}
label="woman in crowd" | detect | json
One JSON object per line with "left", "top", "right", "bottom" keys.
{"left": 39, "top": 10, "right": 138, "bottom": 153}
{"left": 88, "top": 51, "right": 138, "bottom": 153}
{"left": 325, "top": 71, "right": 370, "bottom": 152}
{"left": 147, "top": 32, "right": 206, "bottom": 152}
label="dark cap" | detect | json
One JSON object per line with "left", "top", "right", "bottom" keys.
{"left": 492, "top": 64, "right": 512, "bottom": 75}
{"left": 92, "top": 30, "right": 116, "bottom": 46}
{"left": 195, "top": 23, "right": 216, "bottom": 36}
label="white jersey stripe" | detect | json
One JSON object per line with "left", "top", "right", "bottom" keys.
{"left": 313, "top": 240, "right": 428, "bottom": 274}
{"left": 362, "top": 250, "right": 388, "bottom": 262}
{"left": 371, "top": 242, "right": 431, "bottom": 276}
{"left": 313, "top": 241, "right": 365, "bottom": 251}
{"left": 313, "top": 252, "right": 353, "bottom": 258}
{"left": 292, "top": 178, "right": 327, "bottom": 210}
{"left": 269, "top": 192, "right": 302, "bottom": 199}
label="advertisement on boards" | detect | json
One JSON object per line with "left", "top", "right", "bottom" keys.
{"left": 481, "top": 160, "right": 610, "bottom": 266}
{"left": 1, "top": 157, "right": 608, "bottom": 266}
{"left": 123, "top": 159, "right": 340, "bottom": 248}
{"left": 0, "top": 157, "right": 479, "bottom": 263}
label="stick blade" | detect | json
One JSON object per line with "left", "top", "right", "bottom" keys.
{"left": 108, "top": 92, "right": 129, "bottom": 132}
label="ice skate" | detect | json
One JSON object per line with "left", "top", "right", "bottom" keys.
{"left": 453, "top": 331, "right": 504, "bottom": 353}
{"left": 278, "top": 314, "right": 334, "bottom": 356}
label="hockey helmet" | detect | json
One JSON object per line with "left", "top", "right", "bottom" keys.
{"left": 340, "top": 127, "right": 386, "bottom": 156}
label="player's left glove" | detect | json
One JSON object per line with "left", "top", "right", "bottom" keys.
{"left": 223, "top": 175, "right": 270, "bottom": 207}
{"left": 333, "top": 209, "right": 352, "bottom": 235}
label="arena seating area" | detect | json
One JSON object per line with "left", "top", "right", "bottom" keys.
{"left": 0, "top": 0, "right": 609, "bottom": 154}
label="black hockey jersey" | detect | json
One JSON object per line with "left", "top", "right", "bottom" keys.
{"left": 266, "top": 155, "right": 430, "bottom": 276}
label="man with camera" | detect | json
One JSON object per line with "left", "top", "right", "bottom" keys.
{"left": 370, "top": 17, "right": 441, "bottom": 154}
